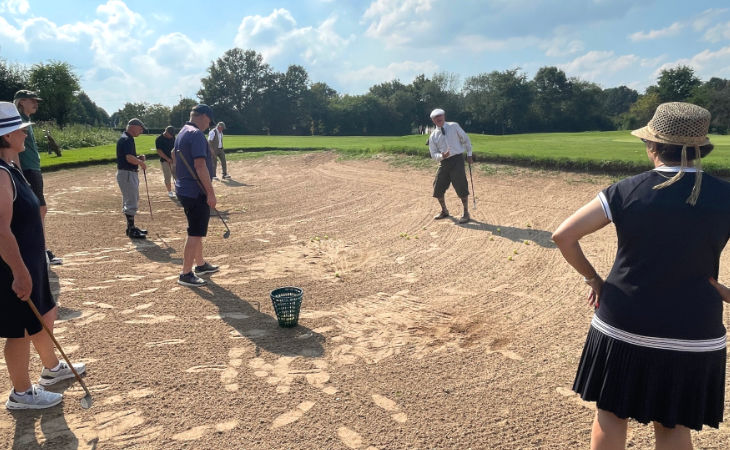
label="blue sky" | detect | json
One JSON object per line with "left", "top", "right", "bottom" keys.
{"left": 1, "top": 0, "right": 729, "bottom": 114}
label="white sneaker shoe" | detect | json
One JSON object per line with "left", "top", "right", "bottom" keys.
{"left": 39, "top": 361, "right": 86, "bottom": 386}
{"left": 168, "top": 191, "right": 176, "bottom": 198}
{"left": 6, "top": 385, "right": 62, "bottom": 410}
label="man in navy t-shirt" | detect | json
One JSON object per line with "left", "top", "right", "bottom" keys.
{"left": 116, "top": 118, "right": 147, "bottom": 239}
{"left": 173, "top": 105, "right": 219, "bottom": 287}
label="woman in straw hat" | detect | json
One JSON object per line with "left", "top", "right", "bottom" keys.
{"left": 0, "top": 102, "right": 85, "bottom": 410}
{"left": 553, "top": 102, "right": 730, "bottom": 448}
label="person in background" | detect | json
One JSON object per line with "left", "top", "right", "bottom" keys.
{"left": 208, "top": 121, "right": 229, "bottom": 180}
{"left": 553, "top": 102, "right": 730, "bottom": 449}
{"left": 116, "top": 118, "right": 148, "bottom": 239}
{"left": 427, "top": 108, "right": 473, "bottom": 224}
{"left": 156, "top": 125, "right": 176, "bottom": 198}
{"left": 0, "top": 102, "right": 86, "bottom": 410}
{"left": 13, "top": 90, "right": 62, "bottom": 265}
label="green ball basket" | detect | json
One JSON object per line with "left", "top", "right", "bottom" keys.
{"left": 270, "top": 287, "right": 303, "bottom": 328}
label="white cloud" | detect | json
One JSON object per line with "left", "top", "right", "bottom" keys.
{"left": 703, "top": 22, "right": 730, "bottom": 43}
{"left": 455, "top": 34, "right": 538, "bottom": 53}
{"left": 559, "top": 51, "right": 642, "bottom": 82}
{"left": 0, "top": 0, "right": 29, "bottom": 15}
{"left": 692, "top": 8, "right": 728, "bottom": 32}
{"left": 540, "top": 28, "right": 585, "bottom": 57}
{"left": 362, "top": 0, "right": 433, "bottom": 47}
{"left": 234, "top": 9, "right": 351, "bottom": 66}
{"left": 655, "top": 46, "right": 730, "bottom": 81}
{"left": 335, "top": 60, "right": 439, "bottom": 90}
{"left": 629, "top": 22, "right": 684, "bottom": 42}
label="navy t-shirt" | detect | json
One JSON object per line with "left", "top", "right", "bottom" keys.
{"left": 596, "top": 169, "right": 730, "bottom": 340}
{"left": 174, "top": 122, "right": 213, "bottom": 198}
{"left": 155, "top": 134, "right": 175, "bottom": 162}
{"left": 116, "top": 132, "right": 137, "bottom": 171}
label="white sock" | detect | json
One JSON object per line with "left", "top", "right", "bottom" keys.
{"left": 14, "top": 388, "right": 31, "bottom": 395}
{"left": 49, "top": 362, "right": 62, "bottom": 372}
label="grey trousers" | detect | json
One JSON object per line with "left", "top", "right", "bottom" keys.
{"left": 116, "top": 170, "right": 139, "bottom": 215}
{"left": 212, "top": 147, "right": 227, "bottom": 177}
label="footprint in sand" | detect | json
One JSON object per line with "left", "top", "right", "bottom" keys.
{"left": 220, "top": 347, "right": 246, "bottom": 391}
{"left": 172, "top": 420, "right": 239, "bottom": 441}
{"left": 103, "top": 388, "right": 155, "bottom": 406}
{"left": 57, "top": 409, "right": 162, "bottom": 447}
{"left": 249, "top": 356, "right": 336, "bottom": 395}
{"left": 145, "top": 338, "right": 185, "bottom": 347}
{"left": 130, "top": 288, "right": 158, "bottom": 297}
{"left": 337, "top": 427, "right": 378, "bottom": 449}
{"left": 122, "top": 302, "right": 154, "bottom": 315}
{"left": 124, "top": 314, "right": 176, "bottom": 325}
{"left": 271, "top": 401, "right": 316, "bottom": 429}
{"left": 185, "top": 364, "right": 227, "bottom": 373}
{"left": 372, "top": 394, "right": 407, "bottom": 423}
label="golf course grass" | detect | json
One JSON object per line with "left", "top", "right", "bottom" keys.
{"left": 38, "top": 131, "right": 730, "bottom": 175}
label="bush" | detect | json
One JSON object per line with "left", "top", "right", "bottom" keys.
{"left": 33, "top": 121, "right": 119, "bottom": 151}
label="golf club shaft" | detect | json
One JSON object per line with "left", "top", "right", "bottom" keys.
{"left": 143, "top": 169, "right": 153, "bottom": 219}
{"left": 175, "top": 149, "right": 230, "bottom": 233}
{"left": 468, "top": 162, "right": 476, "bottom": 208}
{"left": 26, "top": 299, "right": 91, "bottom": 397}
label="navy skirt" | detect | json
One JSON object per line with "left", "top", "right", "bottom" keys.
{"left": 573, "top": 325, "right": 726, "bottom": 430}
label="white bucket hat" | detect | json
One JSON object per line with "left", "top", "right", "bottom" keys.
{"left": 0, "top": 102, "right": 32, "bottom": 136}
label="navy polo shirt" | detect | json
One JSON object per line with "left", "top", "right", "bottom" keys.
{"left": 174, "top": 122, "right": 213, "bottom": 198}
{"left": 116, "top": 131, "right": 138, "bottom": 171}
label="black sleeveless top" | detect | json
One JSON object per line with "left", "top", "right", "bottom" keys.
{"left": 0, "top": 159, "right": 54, "bottom": 337}
{"left": 597, "top": 169, "right": 730, "bottom": 341}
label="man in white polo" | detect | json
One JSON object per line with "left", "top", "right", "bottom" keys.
{"left": 428, "top": 108, "right": 473, "bottom": 224}
{"left": 208, "top": 121, "right": 229, "bottom": 180}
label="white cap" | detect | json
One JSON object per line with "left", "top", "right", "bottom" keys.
{"left": 430, "top": 108, "right": 445, "bottom": 119}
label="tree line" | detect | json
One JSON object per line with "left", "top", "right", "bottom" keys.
{"left": 3, "top": 50, "right": 729, "bottom": 136}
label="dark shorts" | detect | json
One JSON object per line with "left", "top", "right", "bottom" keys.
{"left": 23, "top": 169, "right": 45, "bottom": 206}
{"left": 433, "top": 154, "right": 469, "bottom": 198}
{"left": 179, "top": 194, "right": 210, "bottom": 237}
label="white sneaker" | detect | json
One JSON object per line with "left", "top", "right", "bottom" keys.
{"left": 212, "top": 177, "right": 220, "bottom": 181}
{"left": 6, "top": 385, "right": 62, "bottom": 410}
{"left": 168, "top": 191, "right": 176, "bottom": 198}
{"left": 39, "top": 361, "right": 86, "bottom": 386}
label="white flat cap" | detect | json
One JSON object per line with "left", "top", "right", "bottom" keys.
{"left": 430, "top": 108, "right": 445, "bottom": 118}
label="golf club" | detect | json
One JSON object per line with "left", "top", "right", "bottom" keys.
{"left": 142, "top": 168, "right": 153, "bottom": 219}
{"left": 468, "top": 161, "right": 476, "bottom": 210}
{"left": 175, "top": 149, "right": 231, "bottom": 239}
{"left": 26, "top": 300, "right": 93, "bottom": 409}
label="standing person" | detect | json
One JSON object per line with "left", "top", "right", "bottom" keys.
{"left": 208, "top": 121, "right": 229, "bottom": 180}
{"left": 13, "top": 90, "right": 62, "bottom": 265}
{"left": 428, "top": 108, "right": 473, "bottom": 224}
{"left": 116, "top": 118, "right": 148, "bottom": 239}
{"left": 552, "top": 102, "right": 730, "bottom": 449}
{"left": 156, "top": 125, "right": 176, "bottom": 198}
{"left": 174, "top": 105, "right": 219, "bottom": 287}
{"left": 0, "top": 102, "right": 85, "bottom": 410}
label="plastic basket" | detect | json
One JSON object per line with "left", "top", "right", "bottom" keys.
{"left": 270, "top": 287, "right": 303, "bottom": 328}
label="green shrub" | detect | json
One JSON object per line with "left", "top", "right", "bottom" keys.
{"left": 33, "top": 121, "right": 119, "bottom": 151}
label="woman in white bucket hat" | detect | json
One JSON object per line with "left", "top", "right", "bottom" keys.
{"left": 553, "top": 102, "right": 730, "bottom": 448}
{"left": 0, "top": 102, "right": 85, "bottom": 410}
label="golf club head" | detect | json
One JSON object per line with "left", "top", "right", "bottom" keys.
{"left": 223, "top": 230, "right": 231, "bottom": 239}
{"left": 81, "top": 394, "right": 93, "bottom": 409}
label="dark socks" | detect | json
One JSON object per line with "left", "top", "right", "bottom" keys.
{"left": 126, "top": 214, "right": 135, "bottom": 229}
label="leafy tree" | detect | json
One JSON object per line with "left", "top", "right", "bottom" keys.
{"left": 198, "top": 48, "right": 275, "bottom": 133}
{"left": 600, "top": 86, "right": 639, "bottom": 118}
{"left": 531, "top": 66, "right": 572, "bottom": 131}
{"left": 0, "top": 59, "right": 29, "bottom": 101}
{"left": 111, "top": 102, "right": 148, "bottom": 128}
{"left": 169, "top": 97, "right": 198, "bottom": 128}
{"left": 70, "top": 91, "right": 109, "bottom": 126}
{"left": 618, "top": 92, "right": 662, "bottom": 130}
{"left": 303, "top": 82, "right": 337, "bottom": 135}
{"left": 656, "top": 66, "right": 701, "bottom": 102}
{"left": 464, "top": 69, "right": 533, "bottom": 134}
{"left": 142, "top": 103, "right": 172, "bottom": 129}
{"left": 28, "top": 61, "right": 80, "bottom": 126}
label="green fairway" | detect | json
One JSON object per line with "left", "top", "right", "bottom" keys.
{"left": 38, "top": 132, "right": 730, "bottom": 175}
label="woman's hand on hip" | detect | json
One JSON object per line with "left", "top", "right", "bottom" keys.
{"left": 709, "top": 278, "right": 730, "bottom": 303}
{"left": 586, "top": 277, "right": 604, "bottom": 308}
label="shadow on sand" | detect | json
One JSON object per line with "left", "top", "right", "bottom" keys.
{"left": 131, "top": 239, "right": 182, "bottom": 265}
{"left": 453, "top": 218, "right": 556, "bottom": 248}
{"left": 10, "top": 379, "right": 90, "bottom": 449}
{"left": 189, "top": 279, "right": 324, "bottom": 358}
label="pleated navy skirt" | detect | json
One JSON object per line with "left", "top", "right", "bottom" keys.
{"left": 573, "top": 324, "right": 726, "bottom": 430}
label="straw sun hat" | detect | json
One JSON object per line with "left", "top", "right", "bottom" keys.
{"left": 632, "top": 102, "right": 712, "bottom": 205}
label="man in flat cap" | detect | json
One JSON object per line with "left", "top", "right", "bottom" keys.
{"left": 173, "top": 104, "right": 219, "bottom": 287}
{"left": 208, "top": 121, "right": 229, "bottom": 180}
{"left": 116, "top": 118, "right": 148, "bottom": 239}
{"left": 13, "top": 90, "right": 63, "bottom": 265}
{"left": 428, "top": 108, "right": 473, "bottom": 223}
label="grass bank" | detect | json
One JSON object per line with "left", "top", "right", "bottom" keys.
{"left": 38, "top": 132, "right": 730, "bottom": 175}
